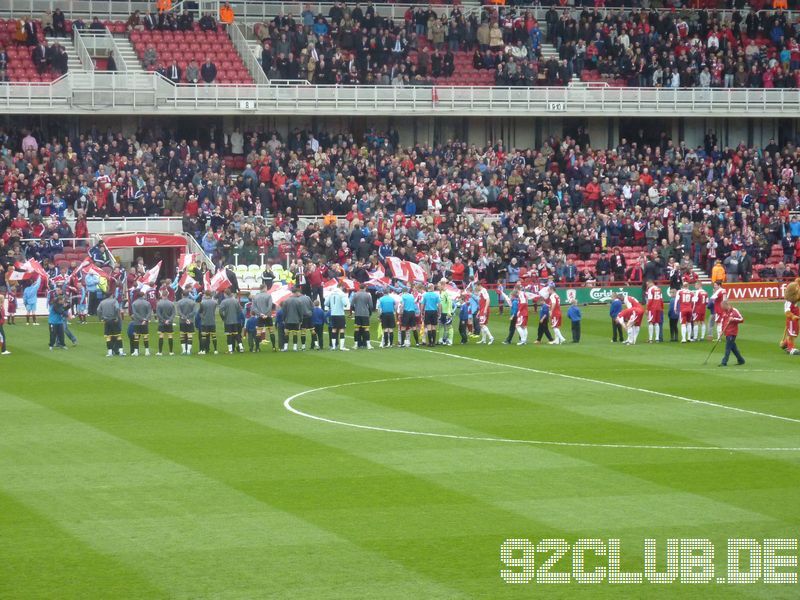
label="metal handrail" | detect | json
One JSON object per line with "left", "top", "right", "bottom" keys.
{"left": 72, "top": 27, "right": 94, "bottom": 72}
{"left": 229, "top": 21, "right": 269, "bottom": 85}
{"left": 0, "top": 0, "right": 795, "bottom": 23}
{"left": 3, "top": 72, "right": 800, "bottom": 117}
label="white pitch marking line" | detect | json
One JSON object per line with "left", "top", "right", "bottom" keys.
{"left": 417, "top": 348, "right": 800, "bottom": 425}
{"left": 283, "top": 370, "right": 800, "bottom": 452}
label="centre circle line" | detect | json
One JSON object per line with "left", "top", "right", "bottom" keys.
{"left": 283, "top": 370, "right": 800, "bottom": 452}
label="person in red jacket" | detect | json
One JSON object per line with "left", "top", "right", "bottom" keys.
{"left": 719, "top": 300, "right": 745, "bottom": 367}
{"left": 0, "top": 292, "right": 9, "bottom": 354}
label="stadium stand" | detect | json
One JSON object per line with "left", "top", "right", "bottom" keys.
{"left": 130, "top": 27, "right": 253, "bottom": 84}
{"left": 1, "top": 122, "right": 797, "bottom": 289}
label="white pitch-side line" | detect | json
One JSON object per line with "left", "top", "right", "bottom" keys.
{"left": 282, "top": 373, "right": 800, "bottom": 452}
{"left": 416, "top": 348, "right": 800, "bottom": 425}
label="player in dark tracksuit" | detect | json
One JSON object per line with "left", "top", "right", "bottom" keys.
{"left": 199, "top": 290, "right": 218, "bottom": 354}
{"left": 251, "top": 285, "right": 276, "bottom": 351}
{"left": 219, "top": 288, "right": 243, "bottom": 354}
{"left": 350, "top": 289, "right": 374, "bottom": 349}
{"left": 176, "top": 287, "right": 198, "bottom": 354}
{"left": 97, "top": 295, "right": 124, "bottom": 356}
{"left": 156, "top": 289, "right": 176, "bottom": 355}
{"left": 298, "top": 292, "right": 314, "bottom": 350}
{"left": 130, "top": 292, "right": 154, "bottom": 356}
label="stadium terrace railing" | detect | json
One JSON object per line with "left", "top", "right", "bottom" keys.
{"left": 0, "top": 0, "right": 219, "bottom": 19}
{"left": 0, "top": 0, "right": 795, "bottom": 24}
{"left": 233, "top": 1, "right": 480, "bottom": 23}
{"left": 21, "top": 236, "right": 89, "bottom": 249}
{"left": 86, "top": 216, "right": 185, "bottom": 235}
{"left": 3, "top": 73, "right": 800, "bottom": 117}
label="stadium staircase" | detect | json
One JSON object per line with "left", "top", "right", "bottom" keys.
{"left": 46, "top": 35, "right": 86, "bottom": 75}
{"left": 110, "top": 35, "right": 142, "bottom": 71}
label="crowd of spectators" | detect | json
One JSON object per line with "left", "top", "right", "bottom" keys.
{"left": 2, "top": 122, "right": 800, "bottom": 291}
{"left": 543, "top": 5, "right": 800, "bottom": 88}
{"left": 254, "top": 4, "right": 475, "bottom": 85}
{"left": 247, "top": 3, "right": 800, "bottom": 88}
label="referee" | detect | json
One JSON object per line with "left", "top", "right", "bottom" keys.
{"left": 421, "top": 283, "right": 441, "bottom": 347}
{"left": 377, "top": 291, "right": 397, "bottom": 348}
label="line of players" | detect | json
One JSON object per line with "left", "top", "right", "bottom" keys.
{"left": 92, "top": 278, "right": 562, "bottom": 356}
{"left": 616, "top": 280, "right": 729, "bottom": 345}
{"left": 93, "top": 276, "right": 737, "bottom": 356}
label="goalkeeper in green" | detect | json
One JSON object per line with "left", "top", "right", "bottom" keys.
{"left": 438, "top": 282, "right": 455, "bottom": 346}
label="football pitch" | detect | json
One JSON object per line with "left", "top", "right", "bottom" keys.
{"left": 1, "top": 302, "right": 799, "bottom": 598}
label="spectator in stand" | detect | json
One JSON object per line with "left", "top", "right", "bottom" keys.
{"left": 166, "top": 60, "right": 181, "bottom": 83}
{"left": 185, "top": 59, "right": 199, "bottom": 84}
{"left": 219, "top": 2, "right": 234, "bottom": 27}
{"left": 127, "top": 10, "right": 145, "bottom": 32}
{"left": 32, "top": 41, "right": 49, "bottom": 74}
{"left": 107, "top": 51, "right": 117, "bottom": 73}
{"left": 201, "top": 58, "right": 218, "bottom": 84}
{"left": 143, "top": 45, "right": 157, "bottom": 69}
{"left": 89, "top": 17, "right": 105, "bottom": 32}
{"left": 52, "top": 8, "right": 66, "bottom": 37}
{"left": 199, "top": 13, "right": 217, "bottom": 32}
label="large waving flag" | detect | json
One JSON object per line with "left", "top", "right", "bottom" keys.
{"left": 178, "top": 271, "right": 200, "bottom": 290}
{"left": 138, "top": 261, "right": 162, "bottom": 288}
{"left": 12, "top": 258, "right": 49, "bottom": 285}
{"left": 72, "top": 257, "right": 107, "bottom": 285}
{"left": 209, "top": 269, "right": 232, "bottom": 293}
{"left": 386, "top": 257, "right": 427, "bottom": 283}
{"left": 268, "top": 283, "right": 292, "bottom": 306}
{"left": 177, "top": 253, "right": 195, "bottom": 271}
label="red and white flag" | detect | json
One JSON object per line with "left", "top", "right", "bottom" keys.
{"left": 386, "top": 257, "right": 408, "bottom": 281}
{"left": 208, "top": 269, "right": 231, "bottom": 293}
{"left": 268, "top": 283, "right": 292, "bottom": 306}
{"left": 178, "top": 271, "right": 200, "bottom": 290}
{"left": 442, "top": 283, "right": 461, "bottom": 301}
{"left": 72, "top": 257, "right": 107, "bottom": 284}
{"left": 386, "top": 257, "right": 427, "bottom": 283}
{"left": 138, "top": 261, "right": 162, "bottom": 288}
{"left": 12, "top": 259, "right": 49, "bottom": 283}
{"left": 177, "top": 253, "right": 195, "bottom": 271}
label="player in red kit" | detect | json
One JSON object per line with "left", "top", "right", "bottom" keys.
{"left": 692, "top": 282, "right": 709, "bottom": 341}
{"left": 515, "top": 289, "right": 530, "bottom": 345}
{"left": 645, "top": 280, "right": 663, "bottom": 343}
{"left": 677, "top": 282, "right": 695, "bottom": 343}
{"left": 618, "top": 295, "right": 645, "bottom": 344}
{"left": 6, "top": 285, "right": 17, "bottom": 324}
{"left": 781, "top": 299, "right": 800, "bottom": 355}
{"left": 548, "top": 283, "right": 566, "bottom": 345}
{"left": 475, "top": 284, "right": 494, "bottom": 345}
{"left": 709, "top": 281, "right": 727, "bottom": 341}
{"left": 0, "top": 292, "right": 9, "bottom": 354}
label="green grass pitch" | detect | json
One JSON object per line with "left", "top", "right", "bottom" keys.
{"left": 1, "top": 302, "right": 799, "bottom": 598}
